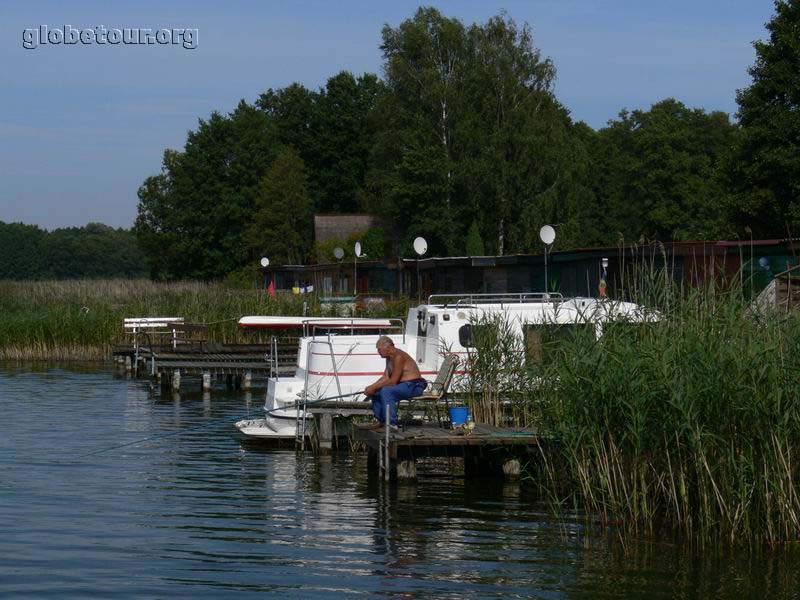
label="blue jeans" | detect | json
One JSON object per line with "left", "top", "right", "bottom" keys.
{"left": 371, "top": 379, "right": 426, "bottom": 426}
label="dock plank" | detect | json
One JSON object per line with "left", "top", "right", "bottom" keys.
{"left": 353, "top": 422, "right": 540, "bottom": 452}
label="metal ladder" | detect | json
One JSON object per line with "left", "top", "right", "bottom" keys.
{"left": 296, "top": 336, "right": 343, "bottom": 449}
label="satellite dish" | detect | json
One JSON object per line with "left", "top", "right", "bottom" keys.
{"left": 413, "top": 236, "right": 428, "bottom": 256}
{"left": 333, "top": 247, "right": 344, "bottom": 260}
{"left": 260, "top": 257, "right": 269, "bottom": 267}
{"left": 354, "top": 241, "right": 364, "bottom": 257}
{"left": 539, "top": 225, "right": 556, "bottom": 245}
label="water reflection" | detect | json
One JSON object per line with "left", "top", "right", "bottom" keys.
{"left": 1, "top": 363, "right": 799, "bottom": 597}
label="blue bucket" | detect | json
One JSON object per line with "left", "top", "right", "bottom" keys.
{"left": 449, "top": 406, "right": 470, "bottom": 426}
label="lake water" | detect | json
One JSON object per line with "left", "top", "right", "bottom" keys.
{"left": 2, "top": 364, "right": 799, "bottom": 598}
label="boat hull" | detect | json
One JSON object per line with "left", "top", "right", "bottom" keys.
{"left": 235, "top": 412, "right": 307, "bottom": 439}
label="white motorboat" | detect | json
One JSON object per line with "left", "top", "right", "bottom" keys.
{"left": 235, "top": 293, "right": 653, "bottom": 439}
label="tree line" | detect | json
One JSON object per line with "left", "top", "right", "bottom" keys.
{"left": 0, "top": 222, "right": 147, "bottom": 279}
{"left": 135, "top": 2, "right": 800, "bottom": 280}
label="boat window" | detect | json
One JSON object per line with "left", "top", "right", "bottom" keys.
{"left": 458, "top": 324, "right": 473, "bottom": 347}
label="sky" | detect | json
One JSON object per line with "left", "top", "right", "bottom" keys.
{"left": 1, "top": 0, "right": 777, "bottom": 230}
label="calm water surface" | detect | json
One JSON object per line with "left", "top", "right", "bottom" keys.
{"left": 1, "top": 364, "right": 799, "bottom": 598}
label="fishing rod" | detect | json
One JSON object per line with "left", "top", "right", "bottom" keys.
{"left": 72, "top": 415, "right": 241, "bottom": 460}
{"left": 264, "top": 390, "right": 366, "bottom": 417}
{"left": 74, "top": 391, "right": 368, "bottom": 459}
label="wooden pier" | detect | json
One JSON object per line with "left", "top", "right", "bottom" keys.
{"left": 112, "top": 341, "right": 298, "bottom": 391}
{"left": 353, "top": 422, "right": 541, "bottom": 480}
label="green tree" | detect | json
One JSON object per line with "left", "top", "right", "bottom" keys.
{"left": 459, "top": 14, "right": 566, "bottom": 255}
{"left": 593, "top": 99, "right": 736, "bottom": 242}
{"left": 465, "top": 220, "right": 485, "bottom": 255}
{"left": 370, "top": 7, "right": 468, "bottom": 255}
{"left": 0, "top": 221, "right": 146, "bottom": 279}
{"left": 370, "top": 8, "right": 589, "bottom": 256}
{"left": 727, "top": 0, "right": 800, "bottom": 238}
{"left": 257, "top": 83, "right": 317, "bottom": 170}
{"left": 45, "top": 223, "right": 147, "bottom": 278}
{"left": 257, "top": 74, "right": 383, "bottom": 216}
{"left": 136, "top": 101, "right": 276, "bottom": 279}
{"left": 246, "top": 147, "right": 313, "bottom": 265}
{"left": 313, "top": 72, "right": 383, "bottom": 213}
{"left": 0, "top": 222, "right": 48, "bottom": 278}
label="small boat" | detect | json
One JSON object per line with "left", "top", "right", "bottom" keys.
{"left": 235, "top": 293, "right": 653, "bottom": 440}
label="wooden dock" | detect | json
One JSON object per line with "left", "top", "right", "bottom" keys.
{"left": 353, "top": 422, "right": 541, "bottom": 480}
{"left": 112, "top": 341, "right": 298, "bottom": 391}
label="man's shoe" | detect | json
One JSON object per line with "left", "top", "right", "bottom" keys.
{"left": 374, "top": 425, "right": 399, "bottom": 433}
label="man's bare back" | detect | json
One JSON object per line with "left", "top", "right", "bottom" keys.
{"left": 386, "top": 348, "right": 422, "bottom": 382}
{"left": 364, "top": 336, "right": 422, "bottom": 396}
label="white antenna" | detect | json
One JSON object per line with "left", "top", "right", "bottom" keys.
{"left": 539, "top": 225, "right": 555, "bottom": 245}
{"left": 260, "top": 257, "right": 269, "bottom": 267}
{"left": 539, "top": 225, "right": 556, "bottom": 294}
{"left": 353, "top": 241, "right": 366, "bottom": 296}
{"left": 413, "top": 236, "right": 427, "bottom": 301}
{"left": 333, "top": 247, "right": 344, "bottom": 260}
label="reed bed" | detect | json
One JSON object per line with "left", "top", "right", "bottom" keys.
{"left": 530, "top": 284, "right": 800, "bottom": 546}
{"left": 461, "top": 313, "right": 535, "bottom": 427}
{"left": 0, "top": 279, "right": 407, "bottom": 361}
{"left": 458, "top": 264, "right": 800, "bottom": 545}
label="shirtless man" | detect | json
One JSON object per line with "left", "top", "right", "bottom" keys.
{"left": 365, "top": 335, "right": 426, "bottom": 430}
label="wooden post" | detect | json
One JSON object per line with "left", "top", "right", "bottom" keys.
{"left": 202, "top": 372, "right": 212, "bottom": 391}
{"left": 172, "top": 369, "right": 181, "bottom": 391}
{"left": 384, "top": 398, "right": 391, "bottom": 482}
{"left": 124, "top": 356, "right": 132, "bottom": 372}
{"left": 319, "top": 413, "right": 333, "bottom": 453}
{"left": 243, "top": 370, "right": 252, "bottom": 390}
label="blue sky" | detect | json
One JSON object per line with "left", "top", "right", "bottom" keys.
{"left": 1, "top": 0, "right": 776, "bottom": 230}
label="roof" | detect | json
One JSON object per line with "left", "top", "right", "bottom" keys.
{"left": 313, "top": 214, "right": 380, "bottom": 242}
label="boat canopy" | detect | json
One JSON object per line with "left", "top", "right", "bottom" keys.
{"left": 238, "top": 316, "right": 394, "bottom": 329}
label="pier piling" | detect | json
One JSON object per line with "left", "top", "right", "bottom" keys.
{"left": 354, "top": 423, "right": 539, "bottom": 481}
{"left": 318, "top": 413, "right": 334, "bottom": 453}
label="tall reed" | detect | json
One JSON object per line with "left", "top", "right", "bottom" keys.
{"left": 460, "top": 312, "right": 536, "bottom": 427}
{"left": 533, "top": 278, "right": 800, "bottom": 545}
{"left": 0, "top": 279, "right": 403, "bottom": 361}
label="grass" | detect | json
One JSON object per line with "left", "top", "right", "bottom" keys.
{"left": 0, "top": 279, "right": 410, "bottom": 361}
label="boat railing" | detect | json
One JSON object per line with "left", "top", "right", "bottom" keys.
{"left": 427, "top": 292, "right": 564, "bottom": 307}
{"left": 269, "top": 335, "right": 279, "bottom": 381}
{"left": 306, "top": 318, "right": 405, "bottom": 343}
